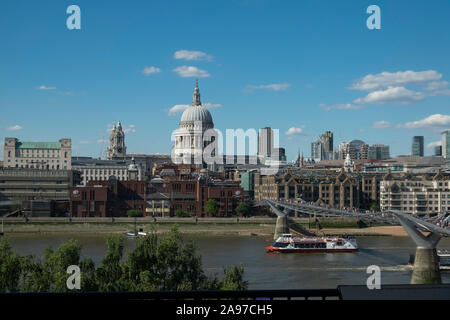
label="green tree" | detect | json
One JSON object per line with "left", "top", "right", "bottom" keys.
{"left": 218, "top": 264, "right": 248, "bottom": 290}
{"left": 80, "top": 258, "right": 98, "bottom": 292}
{"left": 235, "top": 202, "right": 251, "bottom": 217}
{"left": 205, "top": 199, "right": 219, "bottom": 216}
{"left": 174, "top": 208, "right": 191, "bottom": 217}
{"left": 2, "top": 227, "right": 248, "bottom": 293}
{"left": 370, "top": 202, "right": 380, "bottom": 211}
{"left": 96, "top": 235, "right": 125, "bottom": 292}
{"left": 0, "top": 237, "right": 23, "bottom": 292}
{"left": 127, "top": 209, "right": 143, "bottom": 217}
{"left": 42, "top": 239, "right": 82, "bottom": 292}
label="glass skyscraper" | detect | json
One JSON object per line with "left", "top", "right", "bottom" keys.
{"left": 443, "top": 130, "right": 450, "bottom": 159}
{"left": 412, "top": 136, "right": 424, "bottom": 157}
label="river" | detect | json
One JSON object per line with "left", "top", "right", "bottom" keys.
{"left": 5, "top": 234, "right": 450, "bottom": 289}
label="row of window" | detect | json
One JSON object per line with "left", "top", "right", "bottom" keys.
{"left": 8, "top": 150, "right": 68, "bottom": 158}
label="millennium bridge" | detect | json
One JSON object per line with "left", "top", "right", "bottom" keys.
{"left": 262, "top": 198, "right": 450, "bottom": 285}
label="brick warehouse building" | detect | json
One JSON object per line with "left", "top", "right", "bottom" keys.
{"left": 70, "top": 180, "right": 147, "bottom": 217}
{"left": 167, "top": 177, "right": 244, "bottom": 217}
{"left": 70, "top": 176, "right": 244, "bottom": 218}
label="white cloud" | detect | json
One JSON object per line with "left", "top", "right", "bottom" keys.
{"left": 168, "top": 103, "right": 222, "bottom": 116}
{"left": 426, "top": 81, "right": 448, "bottom": 91}
{"left": 247, "top": 83, "right": 291, "bottom": 91}
{"left": 38, "top": 85, "right": 57, "bottom": 90}
{"left": 173, "top": 66, "right": 210, "bottom": 78}
{"left": 320, "top": 103, "right": 361, "bottom": 111}
{"left": 174, "top": 50, "right": 212, "bottom": 61}
{"left": 123, "top": 124, "right": 136, "bottom": 134}
{"left": 97, "top": 139, "right": 107, "bottom": 144}
{"left": 354, "top": 86, "right": 425, "bottom": 105}
{"left": 398, "top": 114, "right": 450, "bottom": 129}
{"left": 350, "top": 70, "right": 442, "bottom": 91}
{"left": 203, "top": 103, "right": 222, "bottom": 110}
{"left": 285, "top": 127, "right": 305, "bottom": 136}
{"left": 168, "top": 104, "right": 189, "bottom": 116}
{"left": 7, "top": 125, "right": 23, "bottom": 131}
{"left": 427, "top": 141, "right": 441, "bottom": 149}
{"left": 142, "top": 66, "right": 161, "bottom": 75}
{"left": 105, "top": 123, "right": 136, "bottom": 134}
{"left": 371, "top": 121, "right": 392, "bottom": 129}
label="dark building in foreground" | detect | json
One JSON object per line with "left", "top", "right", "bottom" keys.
{"left": 69, "top": 174, "right": 244, "bottom": 218}
{"left": 0, "top": 168, "right": 80, "bottom": 216}
{"left": 70, "top": 180, "right": 147, "bottom": 217}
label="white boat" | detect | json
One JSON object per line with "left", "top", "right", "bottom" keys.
{"left": 266, "top": 234, "right": 358, "bottom": 253}
{"left": 125, "top": 228, "right": 147, "bottom": 238}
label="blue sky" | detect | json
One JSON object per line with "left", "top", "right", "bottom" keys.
{"left": 1, "top": 0, "right": 450, "bottom": 161}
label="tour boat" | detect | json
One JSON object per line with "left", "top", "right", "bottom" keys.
{"left": 266, "top": 234, "right": 358, "bottom": 253}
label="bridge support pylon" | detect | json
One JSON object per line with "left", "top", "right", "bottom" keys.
{"left": 392, "top": 211, "right": 441, "bottom": 284}
{"left": 274, "top": 216, "right": 289, "bottom": 240}
{"left": 267, "top": 201, "right": 290, "bottom": 240}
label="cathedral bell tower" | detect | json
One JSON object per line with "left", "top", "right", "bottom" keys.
{"left": 106, "top": 119, "right": 127, "bottom": 159}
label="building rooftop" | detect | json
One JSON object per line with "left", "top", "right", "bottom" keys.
{"left": 16, "top": 141, "right": 61, "bottom": 149}
{"left": 71, "top": 157, "right": 127, "bottom": 166}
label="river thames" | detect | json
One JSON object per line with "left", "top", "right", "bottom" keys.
{"left": 6, "top": 234, "right": 450, "bottom": 289}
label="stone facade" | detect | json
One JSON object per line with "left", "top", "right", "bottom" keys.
{"left": 254, "top": 169, "right": 383, "bottom": 210}
{"left": 72, "top": 157, "right": 143, "bottom": 186}
{"left": 172, "top": 81, "right": 217, "bottom": 166}
{"left": 3, "top": 137, "right": 72, "bottom": 170}
{"left": 380, "top": 169, "right": 450, "bottom": 215}
{"left": 106, "top": 120, "right": 126, "bottom": 160}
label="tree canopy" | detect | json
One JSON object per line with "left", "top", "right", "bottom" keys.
{"left": 0, "top": 226, "right": 248, "bottom": 293}
{"left": 235, "top": 202, "right": 251, "bottom": 217}
{"left": 205, "top": 199, "right": 219, "bottom": 216}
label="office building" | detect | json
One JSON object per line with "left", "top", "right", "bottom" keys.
{"left": 311, "top": 131, "right": 334, "bottom": 162}
{"left": 435, "top": 145, "right": 442, "bottom": 157}
{"left": 412, "top": 136, "right": 424, "bottom": 157}
{"left": 368, "top": 144, "right": 390, "bottom": 160}
{"left": 3, "top": 137, "right": 72, "bottom": 170}
{"left": 443, "top": 130, "right": 450, "bottom": 159}
{"left": 258, "top": 127, "right": 274, "bottom": 157}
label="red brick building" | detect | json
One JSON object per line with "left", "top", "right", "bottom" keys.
{"left": 70, "top": 175, "right": 244, "bottom": 218}
{"left": 69, "top": 180, "right": 147, "bottom": 217}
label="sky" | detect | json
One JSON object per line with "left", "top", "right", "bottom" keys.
{"left": 1, "top": 0, "right": 450, "bottom": 161}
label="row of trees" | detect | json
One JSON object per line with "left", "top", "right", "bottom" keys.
{"left": 205, "top": 200, "right": 251, "bottom": 217}
{"left": 128, "top": 200, "right": 252, "bottom": 218}
{"left": 0, "top": 226, "right": 248, "bottom": 293}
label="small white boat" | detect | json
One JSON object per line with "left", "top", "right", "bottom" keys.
{"left": 125, "top": 228, "right": 147, "bottom": 238}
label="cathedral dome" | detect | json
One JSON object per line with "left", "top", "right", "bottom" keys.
{"left": 179, "top": 80, "right": 214, "bottom": 128}
{"left": 180, "top": 105, "right": 213, "bottom": 125}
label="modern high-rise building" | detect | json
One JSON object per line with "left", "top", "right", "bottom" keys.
{"left": 258, "top": 127, "right": 274, "bottom": 157}
{"left": 338, "top": 140, "right": 368, "bottom": 160}
{"left": 311, "top": 131, "right": 334, "bottom": 162}
{"left": 368, "top": 144, "right": 390, "bottom": 160}
{"left": 320, "top": 131, "right": 334, "bottom": 154}
{"left": 311, "top": 140, "right": 323, "bottom": 162}
{"left": 435, "top": 145, "right": 442, "bottom": 157}
{"left": 443, "top": 130, "right": 450, "bottom": 159}
{"left": 412, "top": 136, "right": 424, "bottom": 157}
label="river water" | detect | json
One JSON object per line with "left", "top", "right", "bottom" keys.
{"left": 5, "top": 234, "right": 450, "bottom": 289}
